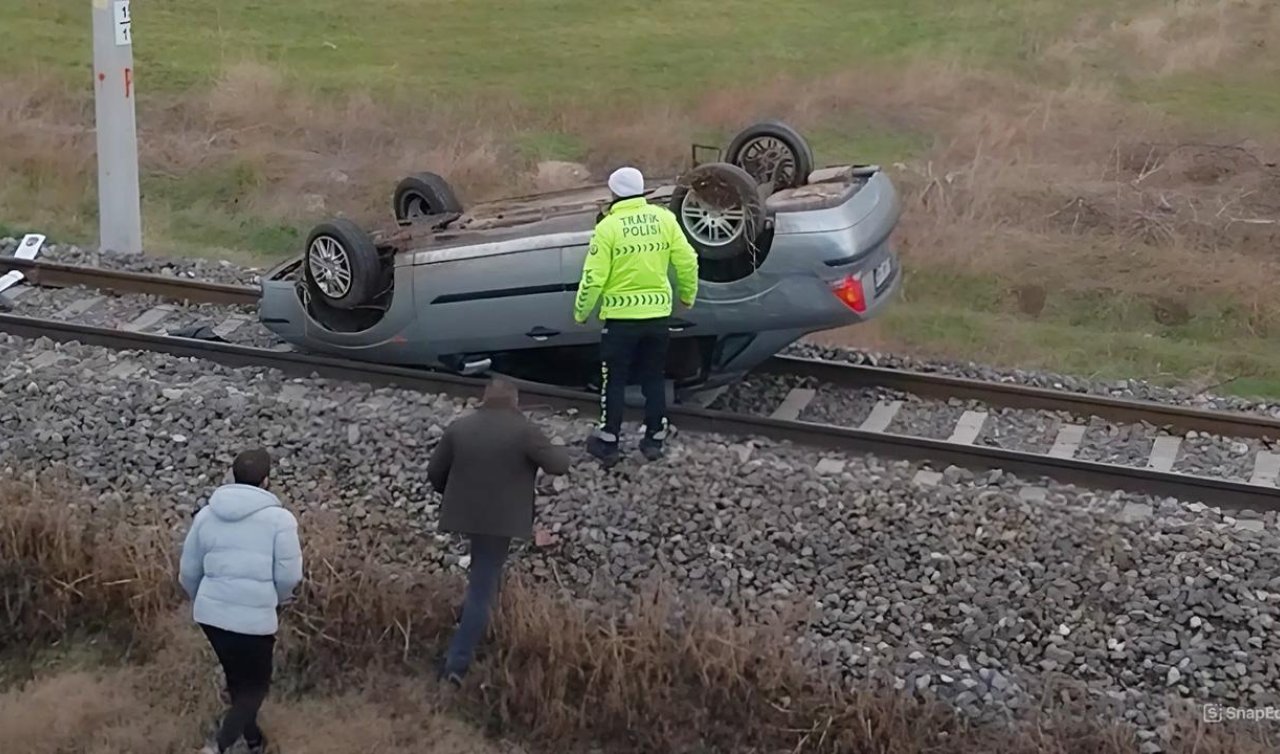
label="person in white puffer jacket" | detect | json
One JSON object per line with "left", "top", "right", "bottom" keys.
{"left": 179, "top": 448, "right": 303, "bottom": 754}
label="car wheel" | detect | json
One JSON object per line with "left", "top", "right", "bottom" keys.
{"left": 669, "top": 162, "right": 767, "bottom": 264}
{"left": 724, "top": 121, "right": 814, "bottom": 190}
{"left": 303, "top": 219, "right": 382, "bottom": 310}
{"left": 393, "top": 172, "right": 464, "bottom": 223}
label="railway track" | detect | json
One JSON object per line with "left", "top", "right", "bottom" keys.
{"left": 4, "top": 254, "right": 1280, "bottom": 514}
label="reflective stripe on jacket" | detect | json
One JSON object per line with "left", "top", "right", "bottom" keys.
{"left": 574, "top": 196, "right": 699, "bottom": 323}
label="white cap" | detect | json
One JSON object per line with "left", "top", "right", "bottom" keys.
{"left": 607, "top": 166, "right": 644, "bottom": 198}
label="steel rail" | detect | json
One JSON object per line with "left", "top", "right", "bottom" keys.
{"left": 2, "top": 311, "right": 1278, "bottom": 512}
{"left": 0, "top": 257, "right": 259, "bottom": 306}
{"left": 6, "top": 259, "right": 1280, "bottom": 441}
{"left": 762, "top": 356, "right": 1280, "bottom": 441}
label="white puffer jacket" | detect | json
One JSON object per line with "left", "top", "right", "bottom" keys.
{"left": 178, "top": 484, "right": 303, "bottom": 636}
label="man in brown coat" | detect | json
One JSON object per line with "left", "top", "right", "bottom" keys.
{"left": 427, "top": 377, "right": 570, "bottom": 684}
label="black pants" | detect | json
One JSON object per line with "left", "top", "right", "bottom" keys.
{"left": 442, "top": 534, "right": 512, "bottom": 677}
{"left": 201, "top": 623, "right": 275, "bottom": 752}
{"left": 598, "top": 317, "right": 669, "bottom": 439}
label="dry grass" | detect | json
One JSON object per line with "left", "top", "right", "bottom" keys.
{"left": 1048, "top": 0, "right": 1280, "bottom": 78}
{"left": 0, "top": 662, "right": 516, "bottom": 754}
{"left": 4, "top": 49, "right": 1278, "bottom": 312}
{"left": 1, "top": 472, "right": 1277, "bottom": 753}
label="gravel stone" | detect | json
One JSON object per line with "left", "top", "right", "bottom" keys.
{"left": 4, "top": 333, "right": 1280, "bottom": 738}
{"left": 976, "top": 408, "right": 1065, "bottom": 454}
{"left": 4, "top": 240, "right": 265, "bottom": 287}
{"left": 1075, "top": 417, "right": 1158, "bottom": 467}
{"left": 784, "top": 342, "right": 1280, "bottom": 418}
{"left": 709, "top": 374, "right": 808, "bottom": 416}
{"left": 887, "top": 398, "right": 968, "bottom": 441}
{"left": 0, "top": 281, "right": 284, "bottom": 349}
{"left": 797, "top": 383, "right": 893, "bottom": 428}
{"left": 1171, "top": 431, "right": 1272, "bottom": 482}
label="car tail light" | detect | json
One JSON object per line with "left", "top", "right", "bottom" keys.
{"left": 830, "top": 274, "right": 866, "bottom": 313}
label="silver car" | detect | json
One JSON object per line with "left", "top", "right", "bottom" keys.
{"left": 258, "top": 121, "right": 902, "bottom": 402}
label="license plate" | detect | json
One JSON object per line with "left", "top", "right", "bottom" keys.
{"left": 872, "top": 258, "right": 893, "bottom": 290}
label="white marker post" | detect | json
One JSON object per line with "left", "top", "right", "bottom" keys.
{"left": 91, "top": 0, "right": 143, "bottom": 255}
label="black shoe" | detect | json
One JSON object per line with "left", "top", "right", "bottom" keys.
{"left": 245, "top": 732, "right": 269, "bottom": 754}
{"left": 638, "top": 437, "right": 664, "bottom": 461}
{"left": 586, "top": 435, "right": 621, "bottom": 467}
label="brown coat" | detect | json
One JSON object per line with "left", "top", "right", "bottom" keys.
{"left": 427, "top": 405, "right": 570, "bottom": 540}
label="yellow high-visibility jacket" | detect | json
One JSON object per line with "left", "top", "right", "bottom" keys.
{"left": 573, "top": 197, "right": 699, "bottom": 323}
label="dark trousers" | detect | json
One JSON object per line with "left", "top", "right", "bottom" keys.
{"left": 599, "top": 317, "right": 669, "bottom": 439}
{"left": 200, "top": 623, "right": 274, "bottom": 752}
{"left": 443, "top": 534, "right": 512, "bottom": 677}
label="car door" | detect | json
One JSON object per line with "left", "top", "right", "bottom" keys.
{"left": 554, "top": 241, "right": 600, "bottom": 347}
{"left": 416, "top": 242, "right": 569, "bottom": 359}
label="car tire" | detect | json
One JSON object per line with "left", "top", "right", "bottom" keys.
{"left": 669, "top": 162, "right": 767, "bottom": 264}
{"left": 393, "top": 172, "right": 463, "bottom": 223}
{"left": 724, "top": 121, "right": 814, "bottom": 190}
{"left": 303, "top": 219, "right": 382, "bottom": 310}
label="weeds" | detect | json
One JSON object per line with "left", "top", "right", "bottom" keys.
{"left": 1, "top": 473, "right": 1275, "bottom": 753}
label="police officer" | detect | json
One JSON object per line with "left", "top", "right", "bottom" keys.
{"left": 574, "top": 166, "right": 699, "bottom": 465}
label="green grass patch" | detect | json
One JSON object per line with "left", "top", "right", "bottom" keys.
{"left": 0, "top": 161, "right": 307, "bottom": 261}
{"left": 0, "top": 632, "right": 122, "bottom": 691}
{"left": 883, "top": 267, "right": 1280, "bottom": 399}
{"left": 2, "top": 0, "right": 1095, "bottom": 98}
{"left": 1126, "top": 73, "right": 1280, "bottom": 130}
{"left": 882, "top": 303, "right": 1280, "bottom": 399}
{"left": 514, "top": 131, "right": 588, "bottom": 162}
{"left": 808, "top": 125, "right": 931, "bottom": 166}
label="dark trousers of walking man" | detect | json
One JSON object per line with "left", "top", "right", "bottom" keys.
{"left": 202, "top": 624, "right": 274, "bottom": 752}
{"left": 594, "top": 317, "right": 670, "bottom": 464}
{"left": 442, "top": 534, "right": 511, "bottom": 677}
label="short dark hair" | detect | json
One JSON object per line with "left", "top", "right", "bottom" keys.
{"left": 483, "top": 377, "right": 519, "bottom": 408}
{"left": 232, "top": 448, "right": 272, "bottom": 487}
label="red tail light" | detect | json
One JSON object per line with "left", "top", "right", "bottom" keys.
{"left": 830, "top": 274, "right": 866, "bottom": 313}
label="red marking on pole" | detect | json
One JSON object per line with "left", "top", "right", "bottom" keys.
{"left": 98, "top": 72, "right": 106, "bottom": 84}
{"left": 124, "top": 68, "right": 133, "bottom": 98}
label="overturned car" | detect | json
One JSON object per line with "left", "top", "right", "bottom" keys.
{"left": 258, "top": 121, "right": 903, "bottom": 402}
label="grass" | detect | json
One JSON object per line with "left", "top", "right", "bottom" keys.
{"left": 871, "top": 267, "right": 1280, "bottom": 397}
{"left": 2, "top": 472, "right": 1275, "bottom": 753}
{"left": 2, "top": 0, "right": 1280, "bottom": 395}
{"left": 1133, "top": 73, "right": 1280, "bottom": 129}
{"left": 1, "top": 0, "right": 1094, "bottom": 98}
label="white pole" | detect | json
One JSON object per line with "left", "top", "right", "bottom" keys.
{"left": 91, "top": 0, "right": 143, "bottom": 255}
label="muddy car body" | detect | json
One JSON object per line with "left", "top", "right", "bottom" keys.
{"left": 258, "top": 122, "right": 903, "bottom": 402}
